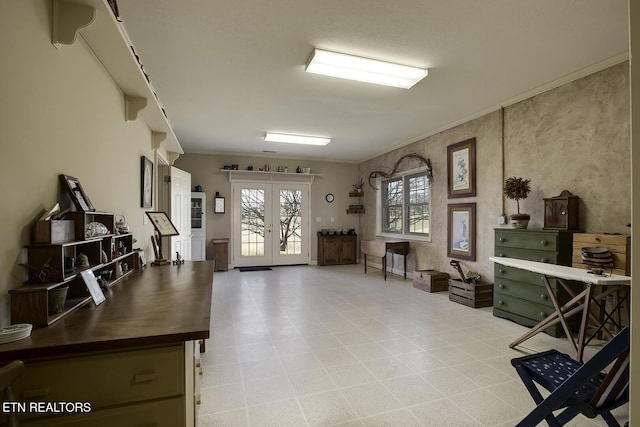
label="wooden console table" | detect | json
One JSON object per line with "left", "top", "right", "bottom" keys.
{"left": 0, "top": 261, "right": 213, "bottom": 426}
{"left": 361, "top": 239, "right": 410, "bottom": 280}
{"left": 490, "top": 256, "right": 630, "bottom": 362}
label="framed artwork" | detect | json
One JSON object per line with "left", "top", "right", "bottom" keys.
{"left": 447, "top": 137, "right": 476, "bottom": 198}
{"left": 447, "top": 203, "right": 476, "bottom": 261}
{"left": 59, "top": 174, "right": 95, "bottom": 212}
{"left": 214, "top": 195, "right": 225, "bottom": 214}
{"left": 141, "top": 156, "right": 153, "bottom": 208}
{"left": 145, "top": 211, "right": 179, "bottom": 236}
{"left": 80, "top": 270, "right": 106, "bottom": 306}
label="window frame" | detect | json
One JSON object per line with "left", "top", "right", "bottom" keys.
{"left": 376, "top": 166, "right": 432, "bottom": 242}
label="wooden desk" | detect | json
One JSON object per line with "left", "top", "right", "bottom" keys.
{"left": 361, "top": 240, "right": 410, "bottom": 280}
{"left": 0, "top": 261, "right": 213, "bottom": 426}
{"left": 490, "top": 257, "right": 630, "bottom": 361}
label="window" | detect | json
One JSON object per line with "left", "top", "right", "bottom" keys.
{"left": 379, "top": 169, "right": 430, "bottom": 240}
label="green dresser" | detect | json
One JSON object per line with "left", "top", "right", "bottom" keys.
{"left": 493, "top": 228, "right": 578, "bottom": 337}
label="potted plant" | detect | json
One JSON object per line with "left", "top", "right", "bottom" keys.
{"left": 504, "top": 176, "right": 531, "bottom": 229}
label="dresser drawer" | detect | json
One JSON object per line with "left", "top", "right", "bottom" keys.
{"left": 494, "top": 246, "right": 558, "bottom": 264}
{"left": 494, "top": 278, "right": 553, "bottom": 308}
{"left": 495, "top": 230, "right": 558, "bottom": 251}
{"left": 493, "top": 294, "right": 554, "bottom": 323}
{"left": 22, "top": 397, "right": 185, "bottom": 427}
{"left": 495, "top": 265, "right": 549, "bottom": 285}
{"left": 17, "top": 345, "right": 184, "bottom": 414}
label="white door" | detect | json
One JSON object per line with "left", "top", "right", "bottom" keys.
{"left": 170, "top": 166, "right": 191, "bottom": 261}
{"left": 232, "top": 182, "right": 309, "bottom": 267}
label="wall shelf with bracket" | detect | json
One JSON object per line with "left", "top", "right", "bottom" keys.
{"left": 52, "top": 0, "right": 183, "bottom": 155}
{"left": 220, "top": 169, "right": 322, "bottom": 184}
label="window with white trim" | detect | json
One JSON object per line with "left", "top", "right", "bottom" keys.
{"left": 379, "top": 169, "right": 430, "bottom": 240}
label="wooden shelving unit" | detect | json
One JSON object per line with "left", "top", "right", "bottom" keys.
{"left": 347, "top": 190, "right": 365, "bottom": 214}
{"left": 12, "top": 219, "right": 138, "bottom": 327}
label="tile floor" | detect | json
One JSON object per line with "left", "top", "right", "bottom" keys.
{"left": 198, "top": 264, "right": 629, "bottom": 427}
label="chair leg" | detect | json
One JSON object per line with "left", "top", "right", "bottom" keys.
{"left": 514, "top": 365, "right": 562, "bottom": 427}
{"left": 600, "top": 411, "right": 621, "bottom": 427}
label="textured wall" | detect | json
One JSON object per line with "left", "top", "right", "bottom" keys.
{"left": 359, "top": 62, "right": 630, "bottom": 282}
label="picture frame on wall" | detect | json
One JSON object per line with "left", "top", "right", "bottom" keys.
{"left": 447, "top": 137, "right": 476, "bottom": 198}
{"left": 447, "top": 203, "right": 476, "bottom": 261}
{"left": 59, "top": 174, "right": 95, "bottom": 212}
{"left": 141, "top": 156, "right": 153, "bottom": 208}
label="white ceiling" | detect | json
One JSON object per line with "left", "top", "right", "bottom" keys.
{"left": 117, "top": 0, "right": 629, "bottom": 163}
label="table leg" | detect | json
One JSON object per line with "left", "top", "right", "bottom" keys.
{"left": 576, "top": 283, "right": 594, "bottom": 362}
{"left": 403, "top": 254, "right": 407, "bottom": 279}
{"left": 364, "top": 254, "right": 368, "bottom": 274}
{"left": 383, "top": 254, "right": 387, "bottom": 281}
{"left": 543, "top": 276, "right": 579, "bottom": 356}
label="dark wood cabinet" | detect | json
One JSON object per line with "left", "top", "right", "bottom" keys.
{"left": 317, "top": 233, "right": 357, "bottom": 265}
{"left": 493, "top": 228, "right": 578, "bottom": 337}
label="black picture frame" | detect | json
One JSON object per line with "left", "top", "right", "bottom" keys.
{"left": 447, "top": 203, "right": 476, "bottom": 261}
{"left": 59, "top": 174, "right": 95, "bottom": 212}
{"left": 447, "top": 137, "right": 476, "bottom": 199}
{"left": 141, "top": 156, "right": 153, "bottom": 208}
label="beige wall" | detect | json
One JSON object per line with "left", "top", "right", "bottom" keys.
{"left": 359, "top": 62, "right": 630, "bottom": 282}
{"left": 174, "top": 153, "right": 360, "bottom": 263}
{"left": 0, "top": 1, "right": 159, "bottom": 326}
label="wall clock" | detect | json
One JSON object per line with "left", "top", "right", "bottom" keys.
{"left": 325, "top": 193, "right": 334, "bottom": 203}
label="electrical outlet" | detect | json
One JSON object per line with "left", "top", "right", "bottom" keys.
{"left": 330, "top": 217, "right": 335, "bottom": 223}
{"left": 316, "top": 217, "right": 321, "bottom": 223}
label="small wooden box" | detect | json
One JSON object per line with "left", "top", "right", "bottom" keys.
{"left": 544, "top": 190, "right": 580, "bottom": 230}
{"left": 413, "top": 270, "right": 449, "bottom": 292}
{"left": 448, "top": 279, "right": 493, "bottom": 308}
{"left": 34, "top": 220, "right": 75, "bottom": 243}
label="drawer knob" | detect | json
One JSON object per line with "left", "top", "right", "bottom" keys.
{"left": 540, "top": 240, "right": 548, "bottom": 246}
{"left": 595, "top": 237, "right": 601, "bottom": 242}
{"left": 561, "top": 211, "right": 566, "bottom": 215}
{"left": 540, "top": 294, "right": 548, "bottom": 300}
{"left": 498, "top": 283, "right": 504, "bottom": 289}
{"left": 499, "top": 253, "right": 505, "bottom": 257}
{"left": 498, "top": 300, "right": 504, "bottom": 305}
{"left": 499, "top": 237, "right": 505, "bottom": 242}
{"left": 499, "top": 269, "right": 505, "bottom": 274}
{"left": 540, "top": 312, "right": 547, "bottom": 318}
{"left": 540, "top": 258, "right": 548, "bottom": 263}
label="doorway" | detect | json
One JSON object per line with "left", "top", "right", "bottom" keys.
{"left": 232, "top": 181, "right": 310, "bottom": 267}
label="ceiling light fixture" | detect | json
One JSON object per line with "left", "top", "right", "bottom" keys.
{"left": 264, "top": 132, "right": 331, "bottom": 146}
{"left": 305, "top": 49, "right": 428, "bottom": 89}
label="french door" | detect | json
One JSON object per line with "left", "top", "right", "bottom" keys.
{"left": 232, "top": 181, "right": 310, "bottom": 267}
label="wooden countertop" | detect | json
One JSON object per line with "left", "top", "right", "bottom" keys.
{"left": 0, "top": 261, "right": 213, "bottom": 363}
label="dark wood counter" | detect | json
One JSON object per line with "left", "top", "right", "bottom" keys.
{"left": 0, "top": 261, "right": 213, "bottom": 363}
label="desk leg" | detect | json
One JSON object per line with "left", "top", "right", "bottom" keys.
{"left": 364, "top": 254, "right": 368, "bottom": 274}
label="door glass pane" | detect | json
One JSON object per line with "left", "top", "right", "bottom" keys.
{"left": 279, "top": 189, "right": 302, "bottom": 255}
{"left": 241, "top": 188, "right": 265, "bottom": 256}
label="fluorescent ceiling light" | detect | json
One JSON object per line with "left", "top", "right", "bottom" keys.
{"left": 305, "top": 49, "right": 428, "bottom": 89}
{"left": 264, "top": 132, "right": 331, "bottom": 146}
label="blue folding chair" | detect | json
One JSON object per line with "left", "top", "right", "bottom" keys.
{"left": 511, "top": 327, "right": 629, "bottom": 427}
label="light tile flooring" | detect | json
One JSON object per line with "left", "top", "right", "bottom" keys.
{"left": 198, "top": 265, "right": 629, "bottom": 427}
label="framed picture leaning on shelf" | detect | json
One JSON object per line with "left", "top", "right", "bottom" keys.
{"left": 59, "top": 174, "right": 95, "bottom": 212}
{"left": 141, "top": 156, "right": 153, "bottom": 208}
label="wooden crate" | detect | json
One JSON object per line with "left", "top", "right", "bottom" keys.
{"left": 572, "top": 233, "right": 630, "bottom": 276}
{"left": 413, "top": 270, "right": 449, "bottom": 292}
{"left": 448, "top": 279, "right": 493, "bottom": 308}
{"left": 34, "top": 220, "right": 75, "bottom": 243}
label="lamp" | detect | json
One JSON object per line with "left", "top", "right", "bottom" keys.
{"left": 264, "top": 132, "right": 331, "bottom": 146}
{"left": 305, "top": 49, "right": 427, "bottom": 89}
